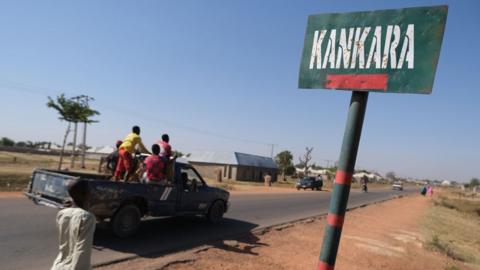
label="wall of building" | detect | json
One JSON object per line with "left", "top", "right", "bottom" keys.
{"left": 190, "top": 162, "right": 235, "bottom": 181}
{"left": 190, "top": 162, "right": 277, "bottom": 182}
{"left": 235, "top": 166, "right": 278, "bottom": 182}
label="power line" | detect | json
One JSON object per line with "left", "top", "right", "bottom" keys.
{"left": 1, "top": 80, "right": 278, "bottom": 148}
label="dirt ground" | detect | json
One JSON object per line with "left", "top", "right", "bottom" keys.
{"left": 97, "top": 195, "right": 473, "bottom": 270}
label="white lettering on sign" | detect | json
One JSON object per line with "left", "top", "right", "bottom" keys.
{"left": 309, "top": 24, "right": 414, "bottom": 70}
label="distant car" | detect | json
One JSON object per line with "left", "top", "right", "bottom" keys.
{"left": 296, "top": 176, "right": 323, "bottom": 191}
{"left": 392, "top": 181, "right": 404, "bottom": 191}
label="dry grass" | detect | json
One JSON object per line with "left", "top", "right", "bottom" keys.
{"left": 422, "top": 190, "right": 480, "bottom": 268}
{"left": 0, "top": 151, "right": 100, "bottom": 191}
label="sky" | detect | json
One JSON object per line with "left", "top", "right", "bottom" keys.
{"left": 0, "top": 0, "right": 478, "bottom": 182}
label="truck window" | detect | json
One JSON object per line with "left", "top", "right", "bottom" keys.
{"left": 180, "top": 167, "right": 205, "bottom": 189}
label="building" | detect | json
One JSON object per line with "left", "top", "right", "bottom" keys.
{"left": 353, "top": 171, "right": 384, "bottom": 183}
{"left": 187, "top": 151, "right": 278, "bottom": 182}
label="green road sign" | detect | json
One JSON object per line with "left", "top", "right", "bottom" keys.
{"left": 298, "top": 5, "right": 448, "bottom": 94}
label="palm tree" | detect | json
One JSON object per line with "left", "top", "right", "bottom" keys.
{"left": 47, "top": 94, "right": 99, "bottom": 170}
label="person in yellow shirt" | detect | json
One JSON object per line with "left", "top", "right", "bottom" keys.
{"left": 114, "top": 126, "right": 151, "bottom": 181}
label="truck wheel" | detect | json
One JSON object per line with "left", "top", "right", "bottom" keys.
{"left": 207, "top": 201, "right": 225, "bottom": 223}
{"left": 112, "top": 204, "right": 141, "bottom": 238}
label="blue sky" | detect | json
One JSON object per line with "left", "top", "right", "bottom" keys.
{"left": 0, "top": 0, "right": 478, "bottom": 182}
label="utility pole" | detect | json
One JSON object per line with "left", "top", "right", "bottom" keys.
{"left": 270, "top": 144, "right": 278, "bottom": 158}
{"left": 80, "top": 95, "right": 94, "bottom": 169}
{"left": 70, "top": 96, "right": 81, "bottom": 169}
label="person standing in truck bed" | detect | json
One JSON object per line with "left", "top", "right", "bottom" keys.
{"left": 114, "top": 125, "right": 151, "bottom": 181}
{"left": 104, "top": 140, "right": 122, "bottom": 175}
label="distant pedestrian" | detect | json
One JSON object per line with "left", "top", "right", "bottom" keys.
{"left": 264, "top": 173, "right": 272, "bottom": 187}
{"left": 420, "top": 186, "right": 427, "bottom": 196}
{"left": 427, "top": 185, "right": 434, "bottom": 196}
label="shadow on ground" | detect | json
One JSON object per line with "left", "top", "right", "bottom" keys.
{"left": 93, "top": 216, "right": 260, "bottom": 261}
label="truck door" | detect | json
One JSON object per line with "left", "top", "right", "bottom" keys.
{"left": 146, "top": 184, "right": 177, "bottom": 216}
{"left": 178, "top": 166, "right": 209, "bottom": 213}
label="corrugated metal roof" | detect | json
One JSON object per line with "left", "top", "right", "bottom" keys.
{"left": 235, "top": 152, "right": 278, "bottom": 169}
{"left": 187, "top": 151, "right": 278, "bottom": 169}
{"left": 187, "top": 151, "right": 237, "bottom": 165}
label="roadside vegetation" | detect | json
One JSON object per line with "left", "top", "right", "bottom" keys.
{"left": 422, "top": 189, "right": 480, "bottom": 268}
{"left": 0, "top": 151, "right": 99, "bottom": 191}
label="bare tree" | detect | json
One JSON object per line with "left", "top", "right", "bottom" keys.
{"left": 298, "top": 147, "right": 314, "bottom": 176}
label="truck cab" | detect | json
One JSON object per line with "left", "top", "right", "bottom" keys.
{"left": 25, "top": 158, "right": 230, "bottom": 237}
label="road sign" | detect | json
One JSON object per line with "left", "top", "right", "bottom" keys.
{"left": 299, "top": 5, "right": 448, "bottom": 94}
{"left": 299, "top": 6, "right": 449, "bottom": 270}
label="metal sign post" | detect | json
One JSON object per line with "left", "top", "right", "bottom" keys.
{"left": 318, "top": 91, "right": 368, "bottom": 270}
{"left": 297, "top": 5, "right": 448, "bottom": 270}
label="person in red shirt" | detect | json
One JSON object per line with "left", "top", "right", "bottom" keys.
{"left": 157, "top": 134, "right": 172, "bottom": 159}
{"left": 144, "top": 144, "right": 165, "bottom": 183}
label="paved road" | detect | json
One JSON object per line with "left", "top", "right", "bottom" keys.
{"left": 0, "top": 188, "right": 415, "bottom": 270}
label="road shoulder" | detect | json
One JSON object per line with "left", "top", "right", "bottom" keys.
{"left": 97, "top": 194, "right": 471, "bottom": 270}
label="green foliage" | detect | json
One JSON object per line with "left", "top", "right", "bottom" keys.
{"left": 386, "top": 171, "right": 396, "bottom": 179}
{"left": 470, "top": 178, "right": 480, "bottom": 187}
{"left": 311, "top": 164, "right": 324, "bottom": 170}
{"left": 284, "top": 165, "right": 296, "bottom": 175}
{"left": 275, "top": 151, "right": 294, "bottom": 178}
{"left": 47, "top": 94, "right": 100, "bottom": 123}
{"left": 173, "top": 150, "right": 189, "bottom": 158}
{"left": 0, "top": 137, "right": 15, "bottom": 146}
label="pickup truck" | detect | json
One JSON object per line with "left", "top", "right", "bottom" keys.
{"left": 24, "top": 158, "right": 230, "bottom": 237}
{"left": 296, "top": 176, "right": 323, "bottom": 191}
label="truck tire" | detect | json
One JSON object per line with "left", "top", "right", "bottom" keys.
{"left": 111, "top": 204, "right": 141, "bottom": 238}
{"left": 207, "top": 201, "right": 225, "bottom": 223}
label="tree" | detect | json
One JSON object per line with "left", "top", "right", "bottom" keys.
{"left": 0, "top": 137, "right": 15, "bottom": 147}
{"left": 275, "top": 150, "right": 294, "bottom": 181}
{"left": 172, "top": 150, "right": 190, "bottom": 158}
{"left": 70, "top": 96, "right": 99, "bottom": 168}
{"left": 47, "top": 94, "right": 99, "bottom": 169}
{"left": 470, "top": 178, "right": 480, "bottom": 187}
{"left": 298, "top": 147, "right": 314, "bottom": 176}
{"left": 386, "top": 171, "right": 396, "bottom": 180}
{"left": 15, "top": 141, "right": 27, "bottom": 147}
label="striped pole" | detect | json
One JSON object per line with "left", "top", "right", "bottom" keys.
{"left": 317, "top": 91, "right": 369, "bottom": 270}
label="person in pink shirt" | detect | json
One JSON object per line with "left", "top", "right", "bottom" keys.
{"left": 427, "top": 185, "right": 434, "bottom": 196}
{"left": 157, "top": 134, "right": 172, "bottom": 159}
{"left": 144, "top": 144, "right": 165, "bottom": 183}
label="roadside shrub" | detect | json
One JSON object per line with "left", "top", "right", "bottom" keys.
{"left": 0, "top": 174, "right": 30, "bottom": 191}
{"left": 434, "top": 196, "right": 480, "bottom": 217}
{"left": 427, "top": 234, "right": 468, "bottom": 262}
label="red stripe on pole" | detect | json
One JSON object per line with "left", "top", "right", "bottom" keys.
{"left": 325, "top": 74, "right": 388, "bottom": 91}
{"left": 335, "top": 170, "right": 353, "bottom": 185}
{"left": 317, "top": 261, "right": 334, "bottom": 270}
{"left": 327, "top": 213, "right": 345, "bottom": 228}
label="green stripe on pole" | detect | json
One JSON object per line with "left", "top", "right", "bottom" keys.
{"left": 319, "top": 225, "right": 342, "bottom": 265}
{"left": 318, "top": 91, "right": 369, "bottom": 269}
{"left": 329, "top": 183, "right": 351, "bottom": 215}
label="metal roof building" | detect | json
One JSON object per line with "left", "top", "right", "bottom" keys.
{"left": 187, "top": 151, "right": 278, "bottom": 182}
